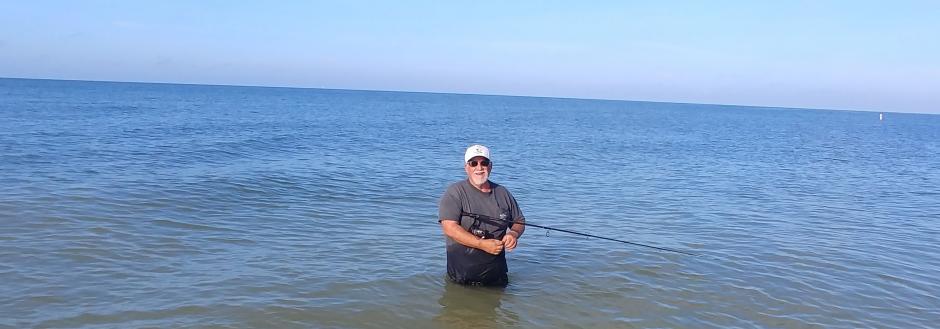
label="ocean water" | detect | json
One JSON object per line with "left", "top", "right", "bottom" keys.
{"left": 1, "top": 78, "right": 938, "bottom": 328}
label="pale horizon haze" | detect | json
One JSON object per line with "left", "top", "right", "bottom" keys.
{"left": 1, "top": 1, "right": 938, "bottom": 114}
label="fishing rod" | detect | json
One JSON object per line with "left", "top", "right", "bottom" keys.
{"left": 461, "top": 212, "right": 697, "bottom": 256}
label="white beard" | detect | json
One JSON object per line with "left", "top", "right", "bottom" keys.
{"left": 470, "top": 172, "right": 489, "bottom": 187}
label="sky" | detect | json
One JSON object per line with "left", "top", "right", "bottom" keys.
{"left": 1, "top": 1, "right": 938, "bottom": 113}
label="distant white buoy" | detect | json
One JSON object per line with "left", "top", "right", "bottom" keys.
{"left": 879, "top": 113, "right": 884, "bottom": 121}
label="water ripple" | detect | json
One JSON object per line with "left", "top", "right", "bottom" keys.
{"left": 2, "top": 79, "right": 939, "bottom": 328}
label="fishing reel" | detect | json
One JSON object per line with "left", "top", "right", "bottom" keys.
{"left": 465, "top": 211, "right": 507, "bottom": 239}
{"left": 471, "top": 228, "right": 495, "bottom": 239}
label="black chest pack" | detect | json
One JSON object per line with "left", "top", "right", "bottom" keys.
{"left": 462, "top": 211, "right": 511, "bottom": 239}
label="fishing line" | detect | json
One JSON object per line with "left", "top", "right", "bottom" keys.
{"left": 460, "top": 212, "right": 697, "bottom": 256}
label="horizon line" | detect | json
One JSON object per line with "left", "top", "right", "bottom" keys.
{"left": 1, "top": 75, "right": 915, "bottom": 115}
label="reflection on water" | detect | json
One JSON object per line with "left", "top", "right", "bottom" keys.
{"left": 434, "top": 281, "right": 518, "bottom": 329}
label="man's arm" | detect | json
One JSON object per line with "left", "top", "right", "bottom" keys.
{"left": 508, "top": 222, "right": 525, "bottom": 238}
{"left": 440, "top": 219, "right": 504, "bottom": 255}
{"left": 502, "top": 221, "right": 525, "bottom": 251}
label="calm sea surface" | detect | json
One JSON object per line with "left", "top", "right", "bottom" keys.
{"left": 1, "top": 78, "right": 938, "bottom": 328}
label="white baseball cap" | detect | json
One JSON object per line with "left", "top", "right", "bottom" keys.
{"left": 464, "top": 144, "right": 491, "bottom": 162}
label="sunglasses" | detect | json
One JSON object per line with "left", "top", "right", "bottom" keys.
{"left": 467, "top": 159, "right": 491, "bottom": 167}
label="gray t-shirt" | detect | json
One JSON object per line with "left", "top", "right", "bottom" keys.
{"left": 438, "top": 179, "right": 525, "bottom": 285}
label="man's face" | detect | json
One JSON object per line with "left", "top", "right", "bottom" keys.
{"left": 464, "top": 156, "right": 491, "bottom": 186}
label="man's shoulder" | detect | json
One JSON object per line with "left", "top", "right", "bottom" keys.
{"left": 484, "top": 181, "right": 512, "bottom": 197}
{"left": 446, "top": 180, "right": 468, "bottom": 189}
{"left": 444, "top": 180, "right": 468, "bottom": 194}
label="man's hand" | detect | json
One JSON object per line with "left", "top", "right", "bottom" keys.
{"left": 478, "top": 239, "right": 505, "bottom": 255}
{"left": 501, "top": 232, "right": 518, "bottom": 252}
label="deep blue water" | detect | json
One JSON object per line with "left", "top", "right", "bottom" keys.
{"left": 1, "top": 78, "right": 939, "bottom": 328}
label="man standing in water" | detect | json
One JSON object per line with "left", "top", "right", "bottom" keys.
{"left": 439, "top": 144, "right": 525, "bottom": 286}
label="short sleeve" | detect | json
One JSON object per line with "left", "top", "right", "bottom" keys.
{"left": 507, "top": 190, "right": 525, "bottom": 223}
{"left": 438, "top": 184, "right": 463, "bottom": 222}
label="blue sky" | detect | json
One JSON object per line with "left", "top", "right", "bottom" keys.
{"left": 1, "top": 1, "right": 938, "bottom": 113}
